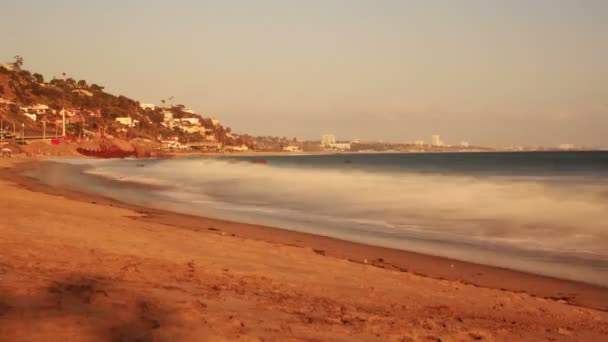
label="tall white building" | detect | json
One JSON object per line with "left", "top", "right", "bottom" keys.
{"left": 321, "top": 134, "right": 336, "bottom": 147}
{"left": 432, "top": 134, "right": 443, "bottom": 146}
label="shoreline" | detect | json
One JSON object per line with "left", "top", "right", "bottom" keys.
{"left": 2, "top": 156, "right": 608, "bottom": 340}
{"left": 4, "top": 157, "right": 607, "bottom": 312}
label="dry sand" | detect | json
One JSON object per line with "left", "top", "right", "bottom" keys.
{"left": 0, "top": 157, "right": 607, "bottom": 341}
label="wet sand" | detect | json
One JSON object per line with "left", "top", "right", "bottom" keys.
{"left": 1, "top": 157, "right": 607, "bottom": 341}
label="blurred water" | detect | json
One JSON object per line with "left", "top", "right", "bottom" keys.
{"left": 29, "top": 152, "right": 608, "bottom": 286}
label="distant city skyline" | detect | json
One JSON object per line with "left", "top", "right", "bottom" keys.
{"left": 2, "top": 0, "right": 607, "bottom": 147}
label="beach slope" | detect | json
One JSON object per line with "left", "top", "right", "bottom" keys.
{"left": 0, "top": 158, "right": 607, "bottom": 341}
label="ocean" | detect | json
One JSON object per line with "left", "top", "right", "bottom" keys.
{"left": 29, "top": 152, "right": 608, "bottom": 286}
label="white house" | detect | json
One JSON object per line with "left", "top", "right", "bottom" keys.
{"left": 140, "top": 103, "right": 156, "bottom": 110}
{"left": 72, "top": 89, "right": 93, "bottom": 97}
{"left": 178, "top": 125, "right": 206, "bottom": 134}
{"left": 115, "top": 117, "right": 138, "bottom": 127}
{"left": 283, "top": 145, "right": 301, "bottom": 152}
{"left": 21, "top": 104, "right": 49, "bottom": 115}
{"left": 0, "top": 64, "right": 16, "bottom": 71}
{"left": 0, "top": 98, "right": 15, "bottom": 106}
{"left": 23, "top": 113, "right": 37, "bottom": 121}
{"left": 211, "top": 118, "right": 220, "bottom": 126}
{"left": 227, "top": 145, "right": 249, "bottom": 152}
{"left": 179, "top": 117, "right": 200, "bottom": 125}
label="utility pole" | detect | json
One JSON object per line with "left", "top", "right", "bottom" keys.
{"left": 62, "top": 107, "right": 66, "bottom": 137}
{"left": 43, "top": 119, "right": 46, "bottom": 140}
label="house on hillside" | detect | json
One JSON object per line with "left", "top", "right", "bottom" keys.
{"left": 178, "top": 125, "right": 206, "bottom": 134}
{"left": 211, "top": 118, "right": 220, "bottom": 126}
{"left": 68, "top": 116, "right": 84, "bottom": 124}
{"left": 64, "top": 108, "right": 80, "bottom": 117}
{"left": 72, "top": 89, "right": 93, "bottom": 97}
{"left": 0, "top": 98, "right": 15, "bottom": 107}
{"left": 179, "top": 117, "right": 200, "bottom": 125}
{"left": 84, "top": 109, "right": 102, "bottom": 117}
{"left": 115, "top": 117, "right": 138, "bottom": 127}
{"left": 23, "top": 113, "right": 37, "bottom": 121}
{"left": 0, "top": 64, "right": 16, "bottom": 71}
{"left": 140, "top": 103, "right": 156, "bottom": 110}
{"left": 21, "top": 104, "right": 50, "bottom": 115}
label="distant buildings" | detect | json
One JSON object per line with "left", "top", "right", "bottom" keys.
{"left": 460, "top": 141, "right": 469, "bottom": 147}
{"left": 415, "top": 140, "right": 425, "bottom": 146}
{"left": 283, "top": 145, "right": 302, "bottom": 152}
{"left": 558, "top": 144, "right": 575, "bottom": 150}
{"left": 320, "top": 134, "right": 351, "bottom": 150}
{"left": 321, "top": 134, "right": 336, "bottom": 147}
{"left": 226, "top": 145, "right": 249, "bottom": 152}
{"left": 432, "top": 134, "right": 443, "bottom": 146}
{"left": 331, "top": 142, "right": 351, "bottom": 150}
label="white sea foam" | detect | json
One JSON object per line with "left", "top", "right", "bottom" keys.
{"left": 73, "top": 157, "right": 608, "bottom": 258}
{"left": 28, "top": 156, "right": 608, "bottom": 284}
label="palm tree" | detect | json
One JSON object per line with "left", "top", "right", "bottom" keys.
{"left": 13, "top": 55, "right": 24, "bottom": 69}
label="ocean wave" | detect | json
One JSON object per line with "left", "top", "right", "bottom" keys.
{"left": 75, "top": 157, "right": 608, "bottom": 257}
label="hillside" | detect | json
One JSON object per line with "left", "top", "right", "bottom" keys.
{"left": 0, "top": 58, "right": 255, "bottom": 153}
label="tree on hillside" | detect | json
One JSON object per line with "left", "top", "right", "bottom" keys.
{"left": 33, "top": 73, "right": 44, "bottom": 84}
{"left": 77, "top": 80, "right": 87, "bottom": 88}
{"left": 90, "top": 84, "right": 104, "bottom": 92}
{"left": 65, "top": 78, "right": 76, "bottom": 88}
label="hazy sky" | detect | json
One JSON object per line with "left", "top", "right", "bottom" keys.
{"left": 2, "top": 0, "right": 607, "bottom": 146}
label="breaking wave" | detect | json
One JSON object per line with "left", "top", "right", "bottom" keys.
{"left": 44, "top": 153, "right": 608, "bottom": 285}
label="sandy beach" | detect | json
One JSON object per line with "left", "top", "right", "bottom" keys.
{"left": 1, "top": 157, "right": 607, "bottom": 341}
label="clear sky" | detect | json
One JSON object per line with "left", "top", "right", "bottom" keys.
{"left": 2, "top": 0, "right": 607, "bottom": 146}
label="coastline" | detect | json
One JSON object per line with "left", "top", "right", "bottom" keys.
{"left": 1, "top": 156, "right": 607, "bottom": 340}
{"left": 4, "top": 157, "right": 608, "bottom": 311}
